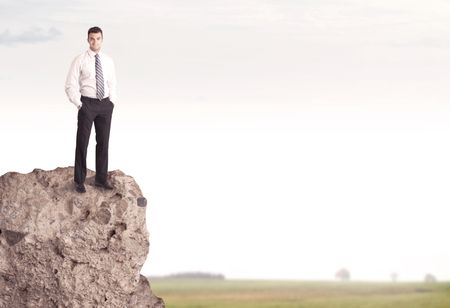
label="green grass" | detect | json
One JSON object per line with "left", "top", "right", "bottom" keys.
{"left": 150, "top": 278, "right": 450, "bottom": 308}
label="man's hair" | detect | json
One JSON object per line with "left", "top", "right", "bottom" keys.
{"left": 88, "top": 26, "right": 103, "bottom": 37}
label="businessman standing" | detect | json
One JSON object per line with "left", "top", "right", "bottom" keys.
{"left": 65, "top": 26, "right": 117, "bottom": 193}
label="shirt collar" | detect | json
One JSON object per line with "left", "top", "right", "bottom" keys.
{"left": 87, "top": 48, "right": 103, "bottom": 58}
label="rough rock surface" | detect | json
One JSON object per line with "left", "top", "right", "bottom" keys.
{"left": 0, "top": 167, "right": 164, "bottom": 308}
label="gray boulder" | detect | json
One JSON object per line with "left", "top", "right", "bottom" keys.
{"left": 0, "top": 167, "right": 164, "bottom": 307}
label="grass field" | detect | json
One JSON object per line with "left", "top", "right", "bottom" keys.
{"left": 150, "top": 278, "right": 450, "bottom": 308}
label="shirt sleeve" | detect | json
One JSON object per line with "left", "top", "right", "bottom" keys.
{"left": 65, "top": 56, "right": 82, "bottom": 108}
{"left": 108, "top": 58, "right": 117, "bottom": 104}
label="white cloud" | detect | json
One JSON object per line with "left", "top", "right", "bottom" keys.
{"left": 0, "top": 26, "right": 62, "bottom": 46}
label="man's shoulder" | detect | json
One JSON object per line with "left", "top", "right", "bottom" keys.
{"left": 71, "top": 51, "right": 88, "bottom": 63}
{"left": 100, "top": 51, "right": 114, "bottom": 62}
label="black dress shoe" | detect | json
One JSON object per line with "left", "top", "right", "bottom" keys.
{"left": 94, "top": 181, "right": 114, "bottom": 190}
{"left": 75, "top": 183, "right": 86, "bottom": 193}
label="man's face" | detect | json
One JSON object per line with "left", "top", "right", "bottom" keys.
{"left": 87, "top": 32, "right": 103, "bottom": 52}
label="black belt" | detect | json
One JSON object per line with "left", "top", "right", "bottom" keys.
{"left": 81, "top": 95, "right": 109, "bottom": 102}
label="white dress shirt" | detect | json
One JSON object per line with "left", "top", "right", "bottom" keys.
{"left": 65, "top": 49, "right": 117, "bottom": 108}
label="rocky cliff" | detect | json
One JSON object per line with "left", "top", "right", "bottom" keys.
{"left": 0, "top": 167, "right": 164, "bottom": 307}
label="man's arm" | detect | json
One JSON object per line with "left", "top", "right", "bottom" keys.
{"left": 108, "top": 59, "right": 117, "bottom": 104}
{"left": 65, "top": 56, "right": 83, "bottom": 109}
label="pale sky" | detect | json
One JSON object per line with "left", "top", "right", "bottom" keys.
{"left": 2, "top": 0, "right": 450, "bottom": 281}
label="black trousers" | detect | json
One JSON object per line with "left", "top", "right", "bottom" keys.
{"left": 74, "top": 95, "right": 114, "bottom": 185}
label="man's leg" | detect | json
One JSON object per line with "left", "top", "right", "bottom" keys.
{"left": 74, "top": 101, "right": 94, "bottom": 184}
{"left": 94, "top": 100, "right": 113, "bottom": 184}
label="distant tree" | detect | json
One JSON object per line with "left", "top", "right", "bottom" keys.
{"left": 165, "top": 272, "right": 225, "bottom": 280}
{"left": 390, "top": 272, "right": 398, "bottom": 283}
{"left": 424, "top": 273, "right": 437, "bottom": 283}
{"left": 335, "top": 268, "right": 350, "bottom": 281}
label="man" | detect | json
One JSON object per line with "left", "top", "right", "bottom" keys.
{"left": 65, "top": 26, "right": 117, "bottom": 193}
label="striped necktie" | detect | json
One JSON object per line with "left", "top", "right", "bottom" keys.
{"left": 95, "top": 54, "right": 105, "bottom": 100}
